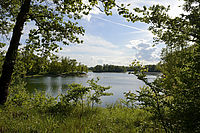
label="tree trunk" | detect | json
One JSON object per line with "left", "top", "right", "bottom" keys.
{"left": 0, "top": 0, "right": 31, "bottom": 105}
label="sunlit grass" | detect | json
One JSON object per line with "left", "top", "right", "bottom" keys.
{"left": 0, "top": 103, "right": 159, "bottom": 133}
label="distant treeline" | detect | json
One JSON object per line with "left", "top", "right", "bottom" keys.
{"left": 0, "top": 52, "right": 88, "bottom": 77}
{"left": 89, "top": 64, "right": 127, "bottom": 72}
{"left": 23, "top": 55, "right": 88, "bottom": 76}
{"left": 89, "top": 64, "right": 160, "bottom": 73}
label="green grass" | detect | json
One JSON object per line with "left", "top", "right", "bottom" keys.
{"left": 0, "top": 103, "right": 162, "bottom": 133}
{"left": 0, "top": 83, "right": 164, "bottom": 133}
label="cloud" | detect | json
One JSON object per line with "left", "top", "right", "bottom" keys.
{"left": 115, "top": 0, "right": 185, "bottom": 18}
{"left": 126, "top": 39, "right": 161, "bottom": 64}
{"left": 56, "top": 35, "right": 162, "bottom": 66}
{"left": 59, "top": 34, "right": 122, "bottom": 57}
{"left": 57, "top": 34, "right": 134, "bottom": 66}
{"left": 81, "top": 34, "right": 118, "bottom": 48}
{"left": 82, "top": 0, "right": 185, "bottom": 21}
{"left": 126, "top": 40, "right": 152, "bottom": 50}
{"left": 93, "top": 16, "right": 148, "bottom": 32}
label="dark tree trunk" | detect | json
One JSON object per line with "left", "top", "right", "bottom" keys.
{"left": 0, "top": 0, "right": 31, "bottom": 105}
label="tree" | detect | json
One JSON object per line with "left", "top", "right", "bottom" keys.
{"left": 0, "top": 0, "right": 125, "bottom": 104}
{"left": 87, "top": 78, "right": 112, "bottom": 108}
{"left": 0, "top": 0, "right": 32, "bottom": 104}
{"left": 91, "top": 64, "right": 127, "bottom": 72}
{"left": 1, "top": 0, "right": 153, "bottom": 104}
{"left": 0, "top": 43, "right": 6, "bottom": 76}
{"left": 126, "top": 0, "right": 200, "bottom": 132}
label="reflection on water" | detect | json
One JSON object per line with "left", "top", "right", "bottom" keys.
{"left": 25, "top": 72, "right": 156, "bottom": 106}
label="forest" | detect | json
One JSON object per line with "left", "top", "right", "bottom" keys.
{"left": 0, "top": 0, "right": 199, "bottom": 132}
{"left": 89, "top": 64, "right": 160, "bottom": 73}
{"left": 89, "top": 64, "right": 127, "bottom": 72}
{"left": 22, "top": 54, "right": 88, "bottom": 76}
{"left": 0, "top": 50, "right": 88, "bottom": 77}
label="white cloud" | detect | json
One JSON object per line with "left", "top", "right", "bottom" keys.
{"left": 81, "top": 34, "right": 118, "bottom": 48}
{"left": 57, "top": 34, "right": 134, "bottom": 66}
{"left": 126, "top": 39, "right": 161, "bottom": 64}
{"left": 59, "top": 54, "right": 134, "bottom": 67}
{"left": 83, "top": 0, "right": 184, "bottom": 21}
{"left": 115, "top": 0, "right": 185, "bottom": 18}
{"left": 20, "top": 21, "right": 37, "bottom": 44}
{"left": 126, "top": 39, "right": 153, "bottom": 50}
{"left": 59, "top": 34, "right": 122, "bottom": 57}
{"left": 57, "top": 35, "right": 163, "bottom": 66}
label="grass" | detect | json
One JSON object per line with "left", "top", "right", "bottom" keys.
{"left": 0, "top": 102, "right": 161, "bottom": 133}
{"left": 0, "top": 82, "right": 164, "bottom": 133}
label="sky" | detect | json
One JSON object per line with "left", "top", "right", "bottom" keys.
{"left": 3, "top": 0, "right": 184, "bottom": 67}
{"left": 56, "top": 0, "right": 185, "bottom": 67}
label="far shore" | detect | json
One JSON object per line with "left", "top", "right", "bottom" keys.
{"left": 128, "top": 71, "right": 161, "bottom": 76}
{"left": 24, "top": 71, "right": 161, "bottom": 78}
{"left": 24, "top": 72, "right": 87, "bottom": 78}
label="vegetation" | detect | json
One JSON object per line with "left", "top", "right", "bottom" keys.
{"left": 90, "top": 64, "right": 127, "bottom": 73}
{"left": 0, "top": 0, "right": 199, "bottom": 132}
{"left": 0, "top": 0, "right": 136, "bottom": 104}
{"left": 90, "top": 64, "right": 160, "bottom": 73}
{"left": 0, "top": 79, "right": 161, "bottom": 132}
{"left": 127, "top": 65, "right": 160, "bottom": 73}
{"left": 21, "top": 52, "right": 88, "bottom": 76}
{"left": 124, "top": 0, "right": 200, "bottom": 132}
{"left": 143, "top": 65, "right": 160, "bottom": 73}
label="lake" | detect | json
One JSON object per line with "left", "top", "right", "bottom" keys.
{"left": 25, "top": 72, "right": 156, "bottom": 106}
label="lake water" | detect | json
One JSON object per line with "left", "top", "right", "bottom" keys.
{"left": 25, "top": 72, "right": 156, "bottom": 106}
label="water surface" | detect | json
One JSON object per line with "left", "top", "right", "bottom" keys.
{"left": 25, "top": 72, "right": 156, "bottom": 106}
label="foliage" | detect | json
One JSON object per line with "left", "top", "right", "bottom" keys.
{"left": 90, "top": 64, "right": 127, "bottom": 72}
{"left": 90, "top": 64, "right": 160, "bottom": 73}
{"left": 60, "top": 83, "right": 90, "bottom": 106}
{"left": 125, "top": 0, "right": 200, "bottom": 132}
{"left": 144, "top": 65, "right": 160, "bottom": 72}
{"left": 60, "top": 78, "right": 112, "bottom": 107}
{"left": 87, "top": 78, "right": 113, "bottom": 107}
{"left": 19, "top": 50, "right": 88, "bottom": 76}
{"left": 0, "top": 76, "right": 162, "bottom": 132}
{"left": 0, "top": 82, "right": 158, "bottom": 132}
{"left": 0, "top": 0, "right": 139, "bottom": 104}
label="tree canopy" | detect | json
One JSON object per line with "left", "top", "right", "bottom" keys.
{"left": 0, "top": 1, "right": 199, "bottom": 132}
{"left": 126, "top": 0, "right": 200, "bottom": 132}
{"left": 90, "top": 64, "right": 127, "bottom": 72}
{"left": 0, "top": 0, "right": 138, "bottom": 104}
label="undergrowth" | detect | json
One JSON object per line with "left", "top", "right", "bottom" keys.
{"left": 0, "top": 79, "right": 163, "bottom": 133}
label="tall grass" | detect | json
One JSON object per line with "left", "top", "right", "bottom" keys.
{"left": 0, "top": 103, "right": 159, "bottom": 132}
{"left": 0, "top": 80, "right": 163, "bottom": 132}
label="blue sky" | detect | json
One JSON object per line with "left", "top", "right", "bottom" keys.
{"left": 6, "top": 0, "right": 184, "bottom": 67}
{"left": 56, "top": 0, "right": 184, "bottom": 67}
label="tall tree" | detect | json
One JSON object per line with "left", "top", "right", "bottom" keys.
{"left": 0, "top": 0, "right": 140, "bottom": 104}
{"left": 127, "top": 0, "right": 200, "bottom": 132}
{"left": 0, "top": 0, "right": 32, "bottom": 104}
{"left": 0, "top": 0, "right": 89, "bottom": 104}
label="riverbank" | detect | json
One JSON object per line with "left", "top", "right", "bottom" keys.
{"left": 92, "top": 71, "right": 126, "bottom": 73}
{"left": 0, "top": 72, "right": 162, "bottom": 132}
{"left": 0, "top": 101, "right": 161, "bottom": 132}
{"left": 24, "top": 72, "right": 87, "bottom": 78}
{"left": 128, "top": 71, "right": 161, "bottom": 76}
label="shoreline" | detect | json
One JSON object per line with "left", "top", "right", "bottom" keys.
{"left": 24, "top": 72, "right": 87, "bottom": 78}
{"left": 128, "top": 71, "right": 161, "bottom": 75}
